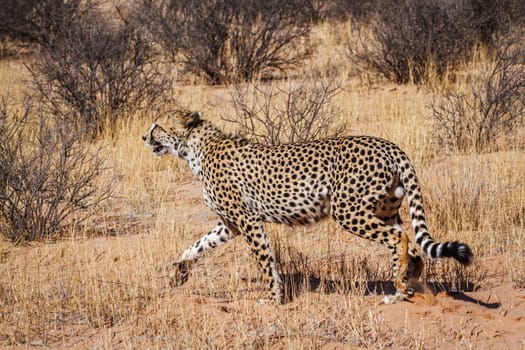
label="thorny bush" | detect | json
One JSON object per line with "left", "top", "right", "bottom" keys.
{"left": 223, "top": 77, "right": 346, "bottom": 146}
{"left": 345, "top": 0, "right": 525, "bottom": 84}
{"left": 431, "top": 35, "right": 525, "bottom": 153}
{"left": 0, "top": 97, "right": 112, "bottom": 243}
{"left": 134, "top": 0, "right": 314, "bottom": 84}
{"left": 27, "top": 4, "right": 172, "bottom": 138}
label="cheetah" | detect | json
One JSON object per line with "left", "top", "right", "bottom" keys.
{"left": 142, "top": 109, "right": 473, "bottom": 304}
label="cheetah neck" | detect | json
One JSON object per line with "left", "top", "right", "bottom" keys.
{"left": 183, "top": 139, "right": 204, "bottom": 180}
{"left": 184, "top": 122, "right": 228, "bottom": 181}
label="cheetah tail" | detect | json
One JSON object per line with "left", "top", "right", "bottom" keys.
{"left": 402, "top": 165, "right": 474, "bottom": 266}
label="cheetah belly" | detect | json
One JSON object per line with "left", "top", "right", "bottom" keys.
{"left": 244, "top": 186, "right": 332, "bottom": 225}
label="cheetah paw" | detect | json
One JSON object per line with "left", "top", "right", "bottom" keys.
{"left": 380, "top": 292, "right": 408, "bottom": 304}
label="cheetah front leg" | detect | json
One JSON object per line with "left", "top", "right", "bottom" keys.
{"left": 163, "top": 221, "right": 238, "bottom": 287}
{"left": 228, "top": 217, "right": 284, "bottom": 304}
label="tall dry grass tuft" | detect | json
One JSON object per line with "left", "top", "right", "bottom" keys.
{"left": 423, "top": 152, "right": 525, "bottom": 255}
{"left": 0, "top": 220, "right": 209, "bottom": 346}
{"left": 420, "top": 151, "right": 524, "bottom": 291}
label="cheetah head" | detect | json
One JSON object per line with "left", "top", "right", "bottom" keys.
{"left": 142, "top": 109, "right": 202, "bottom": 157}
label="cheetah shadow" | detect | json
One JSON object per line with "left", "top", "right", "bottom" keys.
{"left": 280, "top": 272, "right": 499, "bottom": 308}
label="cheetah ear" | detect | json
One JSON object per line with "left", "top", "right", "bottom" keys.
{"left": 182, "top": 111, "right": 203, "bottom": 129}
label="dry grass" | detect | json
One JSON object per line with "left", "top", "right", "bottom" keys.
{"left": 1, "top": 21, "right": 524, "bottom": 349}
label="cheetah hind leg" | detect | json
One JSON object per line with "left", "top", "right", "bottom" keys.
{"left": 334, "top": 211, "right": 414, "bottom": 303}
{"left": 388, "top": 215, "right": 423, "bottom": 301}
{"left": 407, "top": 246, "right": 424, "bottom": 291}
{"left": 382, "top": 244, "right": 424, "bottom": 304}
{"left": 380, "top": 230, "right": 413, "bottom": 304}
{"left": 394, "top": 231, "right": 412, "bottom": 299}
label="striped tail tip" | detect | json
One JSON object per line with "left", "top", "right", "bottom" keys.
{"left": 436, "top": 241, "right": 474, "bottom": 266}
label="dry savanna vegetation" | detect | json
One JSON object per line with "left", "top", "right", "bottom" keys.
{"left": 0, "top": 0, "right": 524, "bottom": 348}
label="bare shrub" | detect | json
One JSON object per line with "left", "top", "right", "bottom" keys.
{"left": 345, "top": 0, "right": 477, "bottom": 84}
{"left": 469, "top": 0, "right": 525, "bottom": 48}
{"left": 324, "top": 0, "right": 379, "bottom": 21}
{"left": 344, "top": 0, "right": 525, "bottom": 85}
{"left": 431, "top": 36, "right": 525, "bottom": 153}
{"left": 0, "top": 0, "right": 94, "bottom": 48}
{"left": 222, "top": 78, "right": 346, "bottom": 145}
{"left": 133, "top": 0, "right": 314, "bottom": 84}
{"left": 0, "top": 97, "right": 112, "bottom": 243}
{"left": 27, "top": 5, "right": 172, "bottom": 138}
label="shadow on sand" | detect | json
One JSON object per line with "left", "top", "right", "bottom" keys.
{"left": 280, "top": 272, "right": 500, "bottom": 308}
